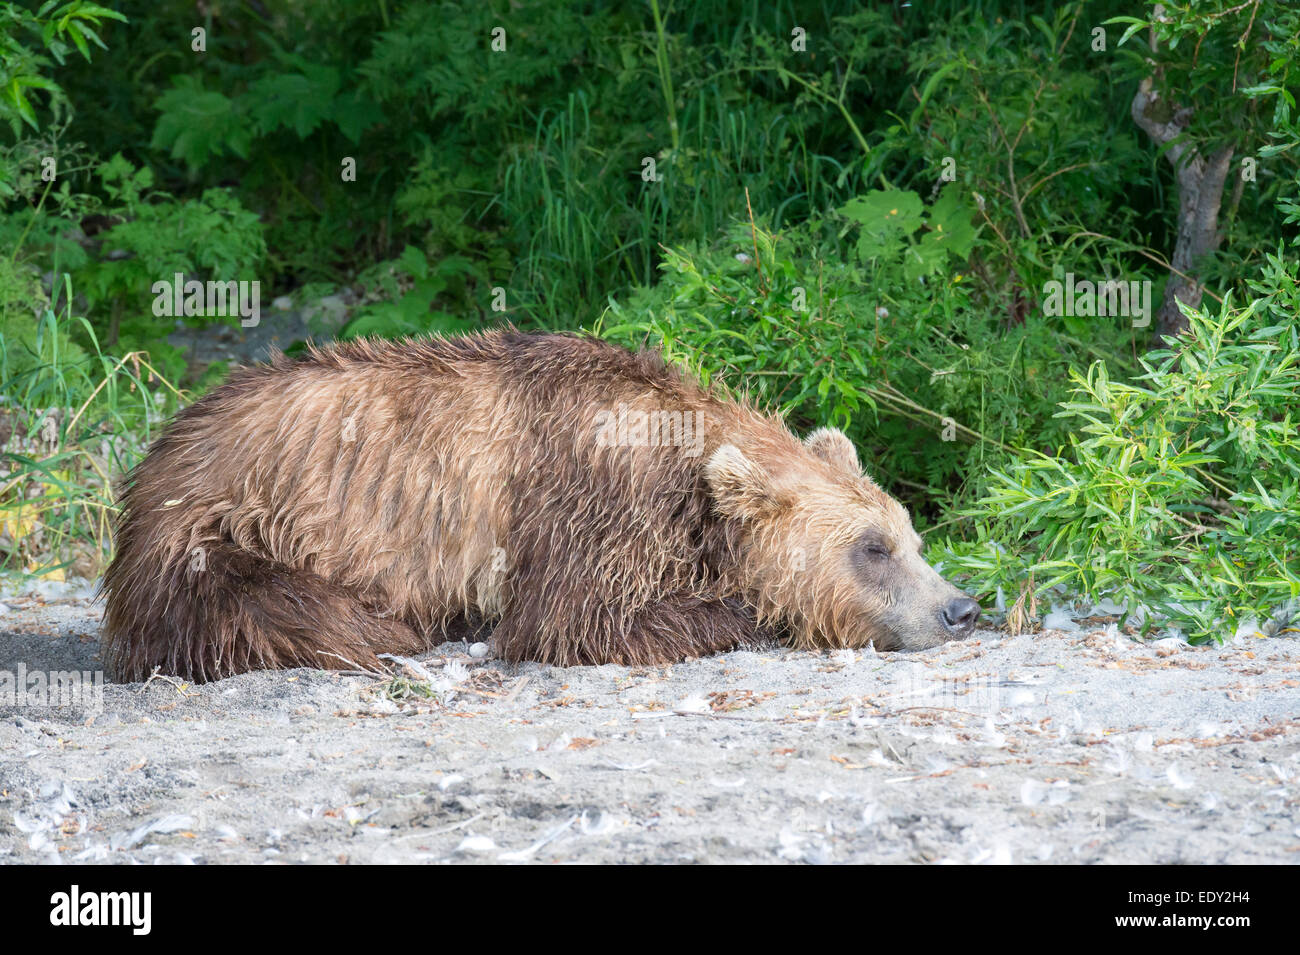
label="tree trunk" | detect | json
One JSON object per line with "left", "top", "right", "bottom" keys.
{"left": 1131, "top": 76, "right": 1234, "bottom": 337}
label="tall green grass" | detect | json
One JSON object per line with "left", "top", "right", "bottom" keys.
{"left": 1, "top": 273, "right": 181, "bottom": 579}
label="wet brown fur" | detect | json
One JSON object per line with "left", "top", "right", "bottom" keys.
{"left": 102, "top": 329, "right": 925, "bottom": 682}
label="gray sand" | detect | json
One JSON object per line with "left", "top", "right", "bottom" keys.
{"left": 2, "top": 583, "right": 1298, "bottom": 864}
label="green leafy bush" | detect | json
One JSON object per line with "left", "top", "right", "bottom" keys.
{"left": 0, "top": 1, "right": 126, "bottom": 135}
{"left": 338, "top": 246, "right": 480, "bottom": 340}
{"left": 74, "top": 154, "right": 266, "bottom": 379}
{"left": 602, "top": 185, "right": 1139, "bottom": 515}
{"left": 946, "top": 258, "right": 1300, "bottom": 641}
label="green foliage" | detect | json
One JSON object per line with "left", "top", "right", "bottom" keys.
{"left": 1, "top": 270, "right": 181, "bottom": 578}
{"left": 1107, "top": 1, "right": 1300, "bottom": 294}
{"left": 841, "top": 186, "right": 980, "bottom": 280}
{"left": 879, "top": 5, "right": 1156, "bottom": 328}
{"left": 149, "top": 75, "right": 252, "bottom": 168}
{"left": 73, "top": 154, "right": 266, "bottom": 379}
{"left": 0, "top": 1, "right": 126, "bottom": 135}
{"left": 0, "top": 256, "right": 88, "bottom": 402}
{"left": 601, "top": 193, "right": 1130, "bottom": 513}
{"left": 339, "top": 246, "right": 479, "bottom": 340}
{"left": 36, "top": 1, "right": 892, "bottom": 320}
{"left": 946, "top": 263, "right": 1300, "bottom": 641}
{"left": 602, "top": 219, "right": 890, "bottom": 430}
{"left": 150, "top": 49, "right": 378, "bottom": 170}
{"left": 1242, "top": 3, "right": 1300, "bottom": 235}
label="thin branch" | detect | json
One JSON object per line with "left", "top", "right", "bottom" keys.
{"left": 1062, "top": 231, "right": 1225, "bottom": 305}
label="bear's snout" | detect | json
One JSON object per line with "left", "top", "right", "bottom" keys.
{"left": 940, "top": 596, "right": 981, "bottom": 638}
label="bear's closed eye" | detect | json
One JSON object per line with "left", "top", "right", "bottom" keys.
{"left": 855, "top": 534, "right": 892, "bottom": 560}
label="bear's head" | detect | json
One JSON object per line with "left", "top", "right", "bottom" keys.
{"left": 705, "top": 427, "right": 980, "bottom": 651}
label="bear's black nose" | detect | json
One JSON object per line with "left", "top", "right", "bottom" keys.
{"left": 941, "top": 597, "right": 981, "bottom": 636}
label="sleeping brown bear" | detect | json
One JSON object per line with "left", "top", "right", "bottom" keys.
{"left": 102, "top": 330, "right": 979, "bottom": 681}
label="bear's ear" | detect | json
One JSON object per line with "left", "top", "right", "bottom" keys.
{"left": 803, "top": 427, "right": 861, "bottom": 475}
{"left": 705, "top": 444, "right": 780, "bottom": 519}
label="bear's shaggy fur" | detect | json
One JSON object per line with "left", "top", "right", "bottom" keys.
{"left": 103, "top": 330, "right": 977, "bottom": 682}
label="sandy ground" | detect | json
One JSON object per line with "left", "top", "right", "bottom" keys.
{"left": 1, "top": 582, "right": 1298, "bottom": 865}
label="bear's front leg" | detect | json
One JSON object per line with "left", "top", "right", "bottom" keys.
{"left": 494, "top": 591, "right": 777, "bottom": 666}
{"left": 613, "top": 593, "right": 779, "bottom": 665}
